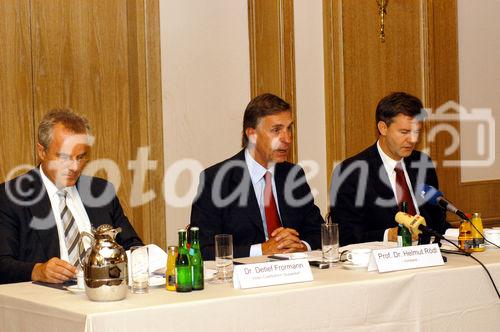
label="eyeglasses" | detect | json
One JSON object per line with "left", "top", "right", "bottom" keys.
{"left": 55, "top": 154, "right": 88, "bottom": 166}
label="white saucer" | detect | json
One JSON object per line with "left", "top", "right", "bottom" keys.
{"left": 149, "top": 276, "right": 166, "bottom": 287}
{"left": 342, "top": 262, "right": 368, "bottom": 270}
{"left": 204, "top": 269, "right": 217, "bottom": 280}
{"left": 66, "top": 285, "right": 85, "bottom": 294}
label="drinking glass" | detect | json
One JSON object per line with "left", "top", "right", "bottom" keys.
{"left": 321, "top": 223, "right": 339, "bottom": 264}
{"left": 213, "top": 234, "right": 233, "bottom": 283}
{"left": 130, "top": 246, "right": 149, "bottom": 293}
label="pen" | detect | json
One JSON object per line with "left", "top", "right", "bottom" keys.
{"left": 267, "top": 255, "right": 290, "bottom": 261}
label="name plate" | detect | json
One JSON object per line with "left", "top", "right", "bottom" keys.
{"left": 368, "top": 243, "right": 444, "bottom": 273}
{"left": 233, "top": 259, "right": 313, "bottom": 289}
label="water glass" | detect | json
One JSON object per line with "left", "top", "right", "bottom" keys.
{"left": 321, "top": 223, "right": 339, "bottom": 263}
{"left": 213, "top": 234, "right": 233, "bottom": 283}
{"left": 130, "top": 246, "right": 149, "bottom": 293}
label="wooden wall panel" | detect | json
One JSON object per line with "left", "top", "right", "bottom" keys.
{"left": 341, "top": 0, "right": 424, "bottom": 158}
{"left": 427, "top": 0, "right": 500, "bottom": 227}
{"left": 30, "top": 0, "right": 133, "bottom": 219}
{"left": 248, "top": 0, "right": 297, "bottom": 162}
{"left": 0, "top": 0, "right": 35, "bottom": 181}
{"left": 126, "top": 0, "right": 166, "bottom": 248}
{"left": 26, "top": 0, "right": 165, "bottom": 246}
{"left": 323, "top": 0, "right": 345, "bottom": 178}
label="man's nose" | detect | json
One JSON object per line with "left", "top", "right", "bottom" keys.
{"left": 280, "top": 130, "right": 292, "bottom": 144}
{"left": 409, "top": 132, "right": 419, "bottom": 143}
{"left": 67, "top": 159, "right": 80, "bottom": 171}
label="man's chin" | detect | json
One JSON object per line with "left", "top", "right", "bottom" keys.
{"left": 56, "top": 177, "right": 78, "bottom": 188}
{"left": 400, "top": 149, "right": 414, "bottom": 158}
{"left": 272, "top": 156, "right": 288, "bottom": 163}
{"left": 272, "top": 149, "right": 289, "bottom": 162}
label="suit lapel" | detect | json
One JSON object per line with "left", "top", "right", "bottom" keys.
{"left": 76, "top": 177, "right": 97, "bottom": 229}
{"left": 230, "top": 150, "right": 265, "bottom": 235}
{"left": 403, "top": 152, "right": 424, "bottom": 208}
{"left": 368, "top": 144, "right": 399, "bottom": 215}
{"left": 274, "top": 163, "right": 287, "bottom": 226}
{"left": 27, "top": 169, "right": 60, "bottom": 259}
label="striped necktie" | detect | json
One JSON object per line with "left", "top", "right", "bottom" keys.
{"left": 57, "top": 190, "right": 81, "bottom": 266}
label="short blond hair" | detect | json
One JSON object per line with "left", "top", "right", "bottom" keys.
{"left": 38, "top": 108, "right": 91, "bottom": 149}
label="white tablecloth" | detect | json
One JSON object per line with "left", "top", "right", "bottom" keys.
{"left": 1, "top": 249, "right": 499, "bottom": 332}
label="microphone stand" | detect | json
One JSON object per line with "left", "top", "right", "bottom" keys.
{"left": 416, "top": 229, "right": 446, "bottom": 262}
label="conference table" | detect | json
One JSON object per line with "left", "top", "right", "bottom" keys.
{"left": 0, "top": 245, "right": 499, "bottom": 332}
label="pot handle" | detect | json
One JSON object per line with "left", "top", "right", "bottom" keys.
{"left": 77, "top": 231, "right": 95, "bottom": 269}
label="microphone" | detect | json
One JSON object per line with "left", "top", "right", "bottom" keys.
{"left": 416, "top": 184, "right": 469, "bottom": 220}
{"left": 395, "top": 212, "right": 429, "bottom": 236}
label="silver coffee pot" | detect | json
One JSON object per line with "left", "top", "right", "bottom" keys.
{"left": 79, "top": 224, "right": 128, "bottom": 301}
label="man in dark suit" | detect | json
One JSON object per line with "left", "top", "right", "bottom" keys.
{"left": 191, "top": 94, "right": 323, "bottom": 260}
{"left": 330, "top": 92, "right": 450, "bottom": 246}
{"left": 0, "top": 109, "right": 142, "bottom": 284}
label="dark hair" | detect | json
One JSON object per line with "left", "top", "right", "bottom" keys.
{"left": 375, "top": 92, "right": 426, "bottom": 129}
{"left": 38, "top": 108, "right": 91, "bottom": 149}
{"left": 241, "top": 93, "right": 290, "bottom": 148}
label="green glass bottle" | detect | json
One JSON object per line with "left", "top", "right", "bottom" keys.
{"left": 397, "top": 202, "right": 412, "bottom": 247}
{"left": 189, "top": 227, "right": 204, "bottom": 290}
{"left": 175, "top": 229, "right": 192, "bottom": 292}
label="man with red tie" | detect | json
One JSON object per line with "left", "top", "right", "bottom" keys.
{"left": 330, "top": 92, "right": 450, "bottom": 246}
{"left": 191, "top": 93, "right": 323, "bottom": 259}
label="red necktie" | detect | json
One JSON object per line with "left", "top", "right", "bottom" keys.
{"left": 264, "top": 171, "right": 281, "bottom": 237}
{"left": 394, "top": 162, "right": 416, "bottom": 215}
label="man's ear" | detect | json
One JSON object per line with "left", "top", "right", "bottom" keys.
{"left": 377, "top": 121, "right": 388, "bottom": 136}
{"left": 36, "top": 143, "right": 46, "bottom": 161}
{"left": 246, "top": 127, "right": 257, "bottom": 144}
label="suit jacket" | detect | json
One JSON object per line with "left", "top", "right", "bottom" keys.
{"left": 190, "top": 150, "right": 323, "bottom": 260}
{"left": 330, "top": 143, "right": 450, "bottom": 246}
{"left": 0, "top": 168, "right": 143, "bottom": 284}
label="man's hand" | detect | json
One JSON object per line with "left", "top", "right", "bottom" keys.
{"left": 388, "top": 227, "right": 399, "bottom": 242}
{"left": 31, "top": 257, "right": 77, "bottom": 283}
{"left": 388, "top": 226, "right": 419, "bottom": 242}
{"left": 261, "top": 227, "right": 307, "bottom": 255}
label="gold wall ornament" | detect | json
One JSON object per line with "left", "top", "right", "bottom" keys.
{"left": 377, "top": 0, "right": 388, "bottom": 42}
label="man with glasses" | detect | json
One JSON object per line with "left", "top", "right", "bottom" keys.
{"left": 0, "top": 109, "right": 142, "bottom": 284}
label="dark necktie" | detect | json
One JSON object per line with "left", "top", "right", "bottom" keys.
{"left": 394, "top": 162, "right": 416, "bottom": 215}
{"left": 264, "top": 171, "right": 281, "bottom": 237}
{"left": 57, "top": 190, "right": 81, "bottom": 266}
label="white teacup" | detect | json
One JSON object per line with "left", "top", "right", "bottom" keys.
{"left": 346, "top": 249, "right": 372, "bottom": 267}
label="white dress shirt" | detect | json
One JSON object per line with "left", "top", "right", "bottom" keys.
{"left": 39, "top": 167, "right": 92, "bottom": 261}
{"left": 244, "top": 149, "right": 311, "bottom": 256}
{"left": 376, "top": 141, "right": 420, "bottom": 241}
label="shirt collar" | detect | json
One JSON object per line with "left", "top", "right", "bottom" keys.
{"left": 244, "top": 149, "right": 275, "bottom": 184}
{"left": 376, "top": 140, "right": 404, "bottom": 174}
{"left": 39, "top": 166, "right": 77, "bottom": 199}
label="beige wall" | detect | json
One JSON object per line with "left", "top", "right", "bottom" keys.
{"left": 458, "top": 0, "right": 500, "bottom": 182}
{"left": 160, "top": 0, "right": 250, "bottom": 245}
{"left": 159, "top": 1, "right": 332, "bottom": 244}
{"left": 294, "top": 0, "right": 328, "bottom": 217}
